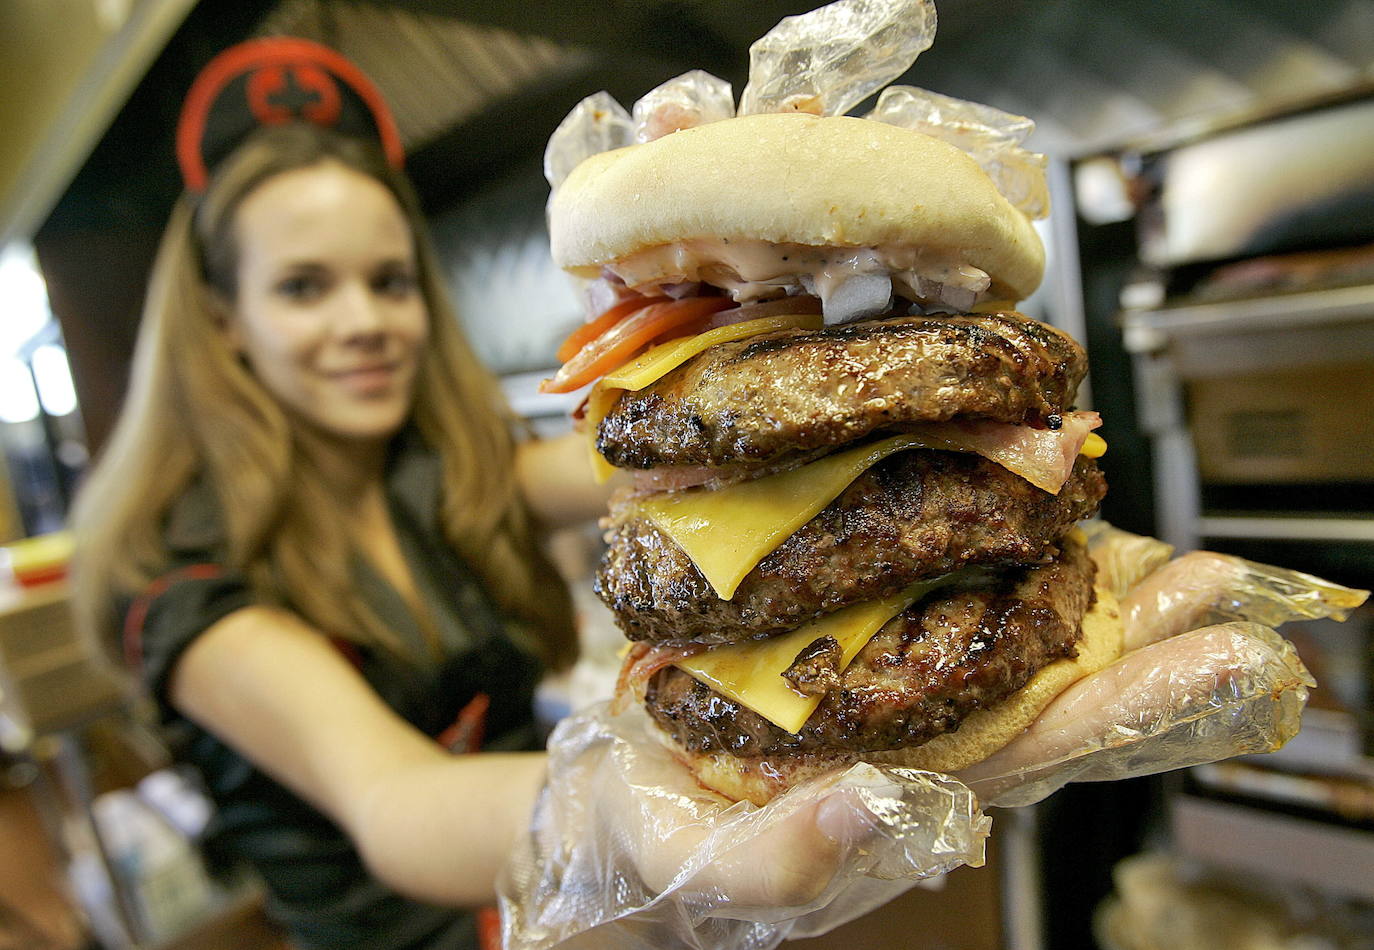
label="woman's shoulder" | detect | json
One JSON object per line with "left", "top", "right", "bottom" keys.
{"left": 124, "top": 477, "right": 255, "bottom": 702}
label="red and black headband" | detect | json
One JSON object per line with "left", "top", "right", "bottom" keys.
{"left": 176, "top": 37, "right": 404, "bottom": 193}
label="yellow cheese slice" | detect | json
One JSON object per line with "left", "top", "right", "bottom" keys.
{"left": 638, "top": 434, "right": 943, "bottom": 599}
{"left": 583, "top": 385, "right": 622, "bottom": 484}
{"left": 969, "top": 299, "right": 1019, "bottom": 313}
{"left": 674, "top": 575, "right": 955, "bottom": 734}
{"left": 601, "top": 312, "right": 824, "bottom": 392}
{"left": 582, "top": 311, "right": 825, "bottom": 483}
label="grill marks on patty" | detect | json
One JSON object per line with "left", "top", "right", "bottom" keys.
{"left": 597, "top": 311, "right": 1088, "bottom": 470}
{"left": 598, "top": 452, "right": 1106, "bottom": 644}
{"left": 644, "top": 533, "right": 1097, "bottom": 757}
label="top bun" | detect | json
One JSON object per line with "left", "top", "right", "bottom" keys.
{"left": 550, "top": 113, "right": 1045, "bottom": 301}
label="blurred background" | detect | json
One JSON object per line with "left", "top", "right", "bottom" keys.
{"left": 1, "top": 1, "right": 1372, "bottom": 948}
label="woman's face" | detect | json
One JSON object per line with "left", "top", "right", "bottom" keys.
{"left": 227, "top": 161, "right": 429, "bottom": 445}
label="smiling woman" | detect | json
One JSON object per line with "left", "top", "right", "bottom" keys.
{"left": 63, "top": 38, "right": 603, "bottom": 950}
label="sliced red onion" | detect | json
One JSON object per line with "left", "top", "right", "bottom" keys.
{"left": 660, "top": 281, "right": 703, "bottom": 299}
{"left": 705, "top": 294, "right": 823, "bottom": 329}
{"left": 584, "top": 274, "right": 635, "bottom": 318}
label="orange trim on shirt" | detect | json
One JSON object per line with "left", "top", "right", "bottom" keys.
{"left": 477, "top": 906, "right": 502, "bottom": 950}
{"left": 123, "top": 564, "right": 226, "bottom": 673}
{"left": 436, "top": 692, "right": 490, "bottom": 755}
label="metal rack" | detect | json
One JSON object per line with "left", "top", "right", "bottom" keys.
{"left": 1122, "top": 281, "right": 1374, "bottom": 898}
{"left": 1121, "top": 282, "right": 1374, "bottom": 553}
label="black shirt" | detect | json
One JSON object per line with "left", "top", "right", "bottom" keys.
{"left": 123, "top": 429, "right": 544, "bottom": 950}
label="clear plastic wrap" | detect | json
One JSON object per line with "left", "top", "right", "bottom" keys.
{"left": 737, "top": 0, "right": 935, "bottom": 117}
{"left": 543, "top": 92, "right": 633, "bottom": 190}
{"left": 956, "top": 622, "right": 1313, "bottom": 808}
{"left": 500, "top": 706, "right": 987, "bottom": 950}
{"left": 498, "top": 529, "right": 1368, "bottom": 949}
{"left": 1081, "top": 520, "right": 1175, "bottom": 599}
{"left": 866, "top": 86, "right": 1050, "bottom": 218}
{"left": 632, "top": 71, "right": 735, "bottom": 144}
{"left": 1118, "top": 548, "right": 1368, "bottom": 651}
{"left": 542, "top": 0, "right": 1048, "bottom": 215}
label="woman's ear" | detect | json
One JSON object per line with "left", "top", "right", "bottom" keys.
{"left": 209, "top": 290, "right": 242, "bottom": 353}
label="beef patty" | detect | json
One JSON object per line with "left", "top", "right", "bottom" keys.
{"left": 597, "top": 310, "right": 1087, "bottom": 470}
{"left": 645, "top": 532, "right": 1096, "bottom": 757}
{"left": 598, "top": 451, "right": 1106, "bottom": 644}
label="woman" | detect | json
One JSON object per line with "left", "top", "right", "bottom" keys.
{"left": 69, "top": 41, "right": 622, "bottom": 948}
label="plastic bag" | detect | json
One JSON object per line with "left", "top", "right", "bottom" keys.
{"left": 499, "top": 533, "right": 1365, "bottom": 949}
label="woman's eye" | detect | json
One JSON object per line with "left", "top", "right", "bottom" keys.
{"left": 375, "top": 271, "right": 418, "bottom": 298}
{"left": 275, "top": 273, "right": 327, "bottom": 301}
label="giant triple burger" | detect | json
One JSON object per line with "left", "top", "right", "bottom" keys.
{"left": 541, "top": 6, "right": 1123, "bottom": 806}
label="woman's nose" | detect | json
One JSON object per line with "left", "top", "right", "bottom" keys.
{"left": 334, "top": 280, "right": 387, "bottom": 336}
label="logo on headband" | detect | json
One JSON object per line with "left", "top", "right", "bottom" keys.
{"left": 247, "top": 64, "right": 341, "bottom": 126}
{"left": 176, "top": 37, "right": 404, "bottom": 192}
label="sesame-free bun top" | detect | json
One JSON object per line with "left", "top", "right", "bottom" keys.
{"left": 549, "top": 113, "right": 1046, "bottom": 301}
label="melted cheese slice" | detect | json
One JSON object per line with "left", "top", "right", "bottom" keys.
{"left": 638, "top": 434, "right": 955, "bottom": 599}
{"left": 583, "top": 386, "right": 622, "bottom": 484}
{"left": 638, "top": 426, "right": 1108, "bottom": 599}
{"left": 582, "top": 312, "right": 825, "bottom": 483}
{"left": 674, "top": 575, "right": 955, "bottom": 733}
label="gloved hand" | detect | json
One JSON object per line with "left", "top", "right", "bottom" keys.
{"left": 498, "top": 523, "right": 1367, "bottom": 950}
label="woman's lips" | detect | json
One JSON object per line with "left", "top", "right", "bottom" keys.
{"left": 328, "top": 363, "right": 401, "bottom": 396}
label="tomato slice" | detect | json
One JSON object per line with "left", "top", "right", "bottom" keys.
{"left": 554, "top": 297, "right": 662, "bottom": 363}
{"left": 540, "top": 296, "right": 734, "bottom": 394}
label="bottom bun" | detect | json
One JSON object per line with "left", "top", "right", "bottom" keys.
{"left": 671, "top": 588, "right": 1125, "bottom": 806}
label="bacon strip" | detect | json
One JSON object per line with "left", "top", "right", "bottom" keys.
{"left": 917, "top": 411, "right": 1102, "bottom": 495}
{"left": 611, "top": 641, "right": 707, "bottom": 715}
{"left": 628, "top": 411, "right": 1102, "bottom": 498}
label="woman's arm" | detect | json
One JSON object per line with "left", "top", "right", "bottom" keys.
{"left": 515, "top": 431, "right": 623, "bottom": 529}
{"left": 170, "top": 604, "right": 546, "bottom": 907}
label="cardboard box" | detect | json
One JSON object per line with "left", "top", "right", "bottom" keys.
{"left": 0, "top": 580, "right": 125, "bottom": 739}
{"left": 1187, "top": 362, "right": 1374, "bottom": 483}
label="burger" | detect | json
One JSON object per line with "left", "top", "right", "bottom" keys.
{"left": 543, "top": 112, "right": 1124, "bottom": 805}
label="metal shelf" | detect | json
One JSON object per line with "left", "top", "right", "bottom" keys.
{"left": 1120, "top": 281, "right": 1374, "bottom": 551}
{"left": 1171, "top": 794, "right": 1374, "bottom": 903}
{"left": 1123, "top": 283, "right": 1374, "bottom": 352}
{"left": 1198, "top": 515, "right": 1374, "bottom": 544}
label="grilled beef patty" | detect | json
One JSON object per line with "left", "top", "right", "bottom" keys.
{"left": 598, "top": 451, "right": 1106, "bottom": 644}
{"left": 597, "top": 310, "right": 1086, "bottom": 470}
{"left": 645, "top": 532, "right": 1096, "bottom": 757}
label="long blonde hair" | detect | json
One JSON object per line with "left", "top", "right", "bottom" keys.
{"left": 71, "top": 124, "right": 576, "bottom": 670}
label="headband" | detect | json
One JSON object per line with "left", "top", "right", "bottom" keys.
{"left": 176, "top": 37, "right": 404, "bottom": 193}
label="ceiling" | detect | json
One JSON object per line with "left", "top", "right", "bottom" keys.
{"left": 39, "top": 0, "right": 1374, "bottom": 233}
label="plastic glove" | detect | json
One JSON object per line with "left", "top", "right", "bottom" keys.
{"left": 500, "top": 706, "right": 988, "bottom": 950}
{"left": 498, "top": 524, "right": 1367, "bottom": 950}
{"left": 1118, "top": 548, "right": 1367, "bottom": 651}
{"left": 1080, "top": 519, "right": 1174, "bottom": 599}
{"left": 955, "top": 622, "right": 1312, "bottom": 807}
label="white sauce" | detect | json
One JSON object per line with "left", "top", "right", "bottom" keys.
{"left": 608, "top": 238, "right": 993, "bottom": 321}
